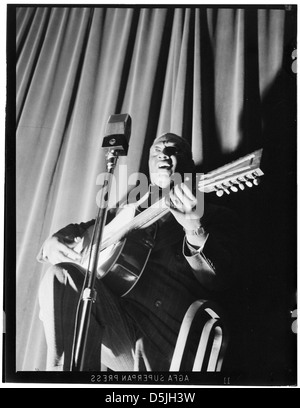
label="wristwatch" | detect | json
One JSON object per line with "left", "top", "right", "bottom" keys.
{"left": 183, "top": 225, "right": 206, "bottom": 236}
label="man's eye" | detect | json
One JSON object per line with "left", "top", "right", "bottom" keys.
{"left": 151, "top": 145, "right": 182, "bottom": 156}
{"left": 165, "top": 146, "right": 179, "bottom": 156}
{"left": 151, "top": 147, "right": 160, "bottom": 155}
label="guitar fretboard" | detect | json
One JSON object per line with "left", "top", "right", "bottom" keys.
{"left": 84, "top": 148, "right": 264, "bottom": 255}
{"left": 100, "top": 197, "right": 169, "bottom": 250}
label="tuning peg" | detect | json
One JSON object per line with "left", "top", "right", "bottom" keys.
{"left": 237, "top": 176, "right": 251, "bottom": 188}
{"left": 228, "top": 182, "right": 239, "bottom": 193}
{"left": 244, "top": 176, "right": 253, "bottom": 188}
{"left": 248, "top": 171, "right": 261, "bottom": 186}
{"left": 221, "top": 184, "right": 231, "bottom": 195}
{"left": 253, "top": 178, "right": 260, "bottom": 186}
{"left": 215, "top": 184, "right": 231, "bottom": 196}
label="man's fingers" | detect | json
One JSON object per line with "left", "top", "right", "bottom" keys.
{"left": 173, "top": 184, "right": 197, "bottom": 211}
{"left": 169, "top": 189, "right": 184, "bottom": 211}
{"left": 65, "top": 248, "right": 82, "bottom": 261}
{"left": 58, "top": 242, "right": 82, "bottom": 261}
{"left": 180, "top": 182, "right": 196, "bottom": 201}
{"left": 56, "top": 253, "right": 74, "bottom": 264}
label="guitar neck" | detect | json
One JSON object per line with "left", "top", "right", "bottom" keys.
{"left": 100, "top": 197, "right": 169, "bottom": 250}
{"left": 96, "top": 148, "right": 264, "bottom": 250}
{"left": 199, "top": 148, "right": 264, "bottom": 196}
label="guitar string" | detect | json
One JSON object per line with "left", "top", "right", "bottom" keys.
{"left": 79, "top": 150, "right": 263, "bottom": 266}
{"left": 89, "top": 163, "right": 257, "bottom": 251}
{"left": 100, "top": 197, "right": 169, "bottom": 250}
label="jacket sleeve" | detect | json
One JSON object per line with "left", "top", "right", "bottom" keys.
{"left": 36, "top": 219, "right": 96, "bottom": 263}
{"left": 53, "top": 219, "right": 96, "bottom": 242}
{"left": 36, "top": 208, "right": 118, "bottom": 263}
{"left": 183, "top": 204, "right": 241, "bottom": 291}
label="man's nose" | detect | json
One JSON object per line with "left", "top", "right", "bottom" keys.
{"left": 158, "top": 147, "right": 172, "bottom": 159}
{"left": 158, "top": 151, "right": 169, "bottom": 160}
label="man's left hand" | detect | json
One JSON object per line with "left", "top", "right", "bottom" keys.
{"left": 167, "top": 182, "right": 203, "bottom": 230}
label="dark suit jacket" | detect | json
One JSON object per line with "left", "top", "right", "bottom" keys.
{"left": 37, "top": 196, "right": 241, "bottom": 369}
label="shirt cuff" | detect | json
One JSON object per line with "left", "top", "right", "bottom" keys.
{"left": 184, "top": 233, "right": 209, "bottom": 255}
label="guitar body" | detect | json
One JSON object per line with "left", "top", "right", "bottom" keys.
{"left": 99, "top": 225, "right": 157, "bottom": 296}
{"left": 72, "top": 205, "right": 158, "bottom": 297}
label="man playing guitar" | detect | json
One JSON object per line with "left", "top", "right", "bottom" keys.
{"left": 37, "top": 132, "right": 241, "bottom": 371}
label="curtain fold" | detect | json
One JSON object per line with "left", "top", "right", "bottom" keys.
{"left": 14, "top": 6, "right": 289, "bottom": 371}
{"left": 258, "top": 9, "right": 285, "bottom": 98}
{"left": 214, "top": 9, "right": 245, "bottom": 152}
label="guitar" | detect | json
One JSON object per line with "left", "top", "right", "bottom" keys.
{"left": 69, "top": 148, "right": 264, "bottom": 297}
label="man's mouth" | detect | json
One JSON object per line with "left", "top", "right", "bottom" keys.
{"left": 157, "top": 161, "right": 172, "bottom": 170}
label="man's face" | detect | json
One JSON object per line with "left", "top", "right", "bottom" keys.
{"left": 148, "top": 134, "right": 192, "bottom": 189}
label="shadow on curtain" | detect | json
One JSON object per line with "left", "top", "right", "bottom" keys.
{"left": 11, "top": 5, "right": 296, "bottom": 381}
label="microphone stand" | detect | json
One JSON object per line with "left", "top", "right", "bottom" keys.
{"left": 70, "top": 114, "right": 131, "bottom": 371}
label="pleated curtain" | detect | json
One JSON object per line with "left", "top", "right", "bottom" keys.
{"left": 14, "top": 6, "right": 289, "bottom": 371}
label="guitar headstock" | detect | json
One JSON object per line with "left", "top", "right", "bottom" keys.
{"left": 198, "top": 149, "right": 264, "bottom": 197}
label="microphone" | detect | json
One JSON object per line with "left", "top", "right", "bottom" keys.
{"left": 102, "top": 113, "right": 131, "bottom": 156}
